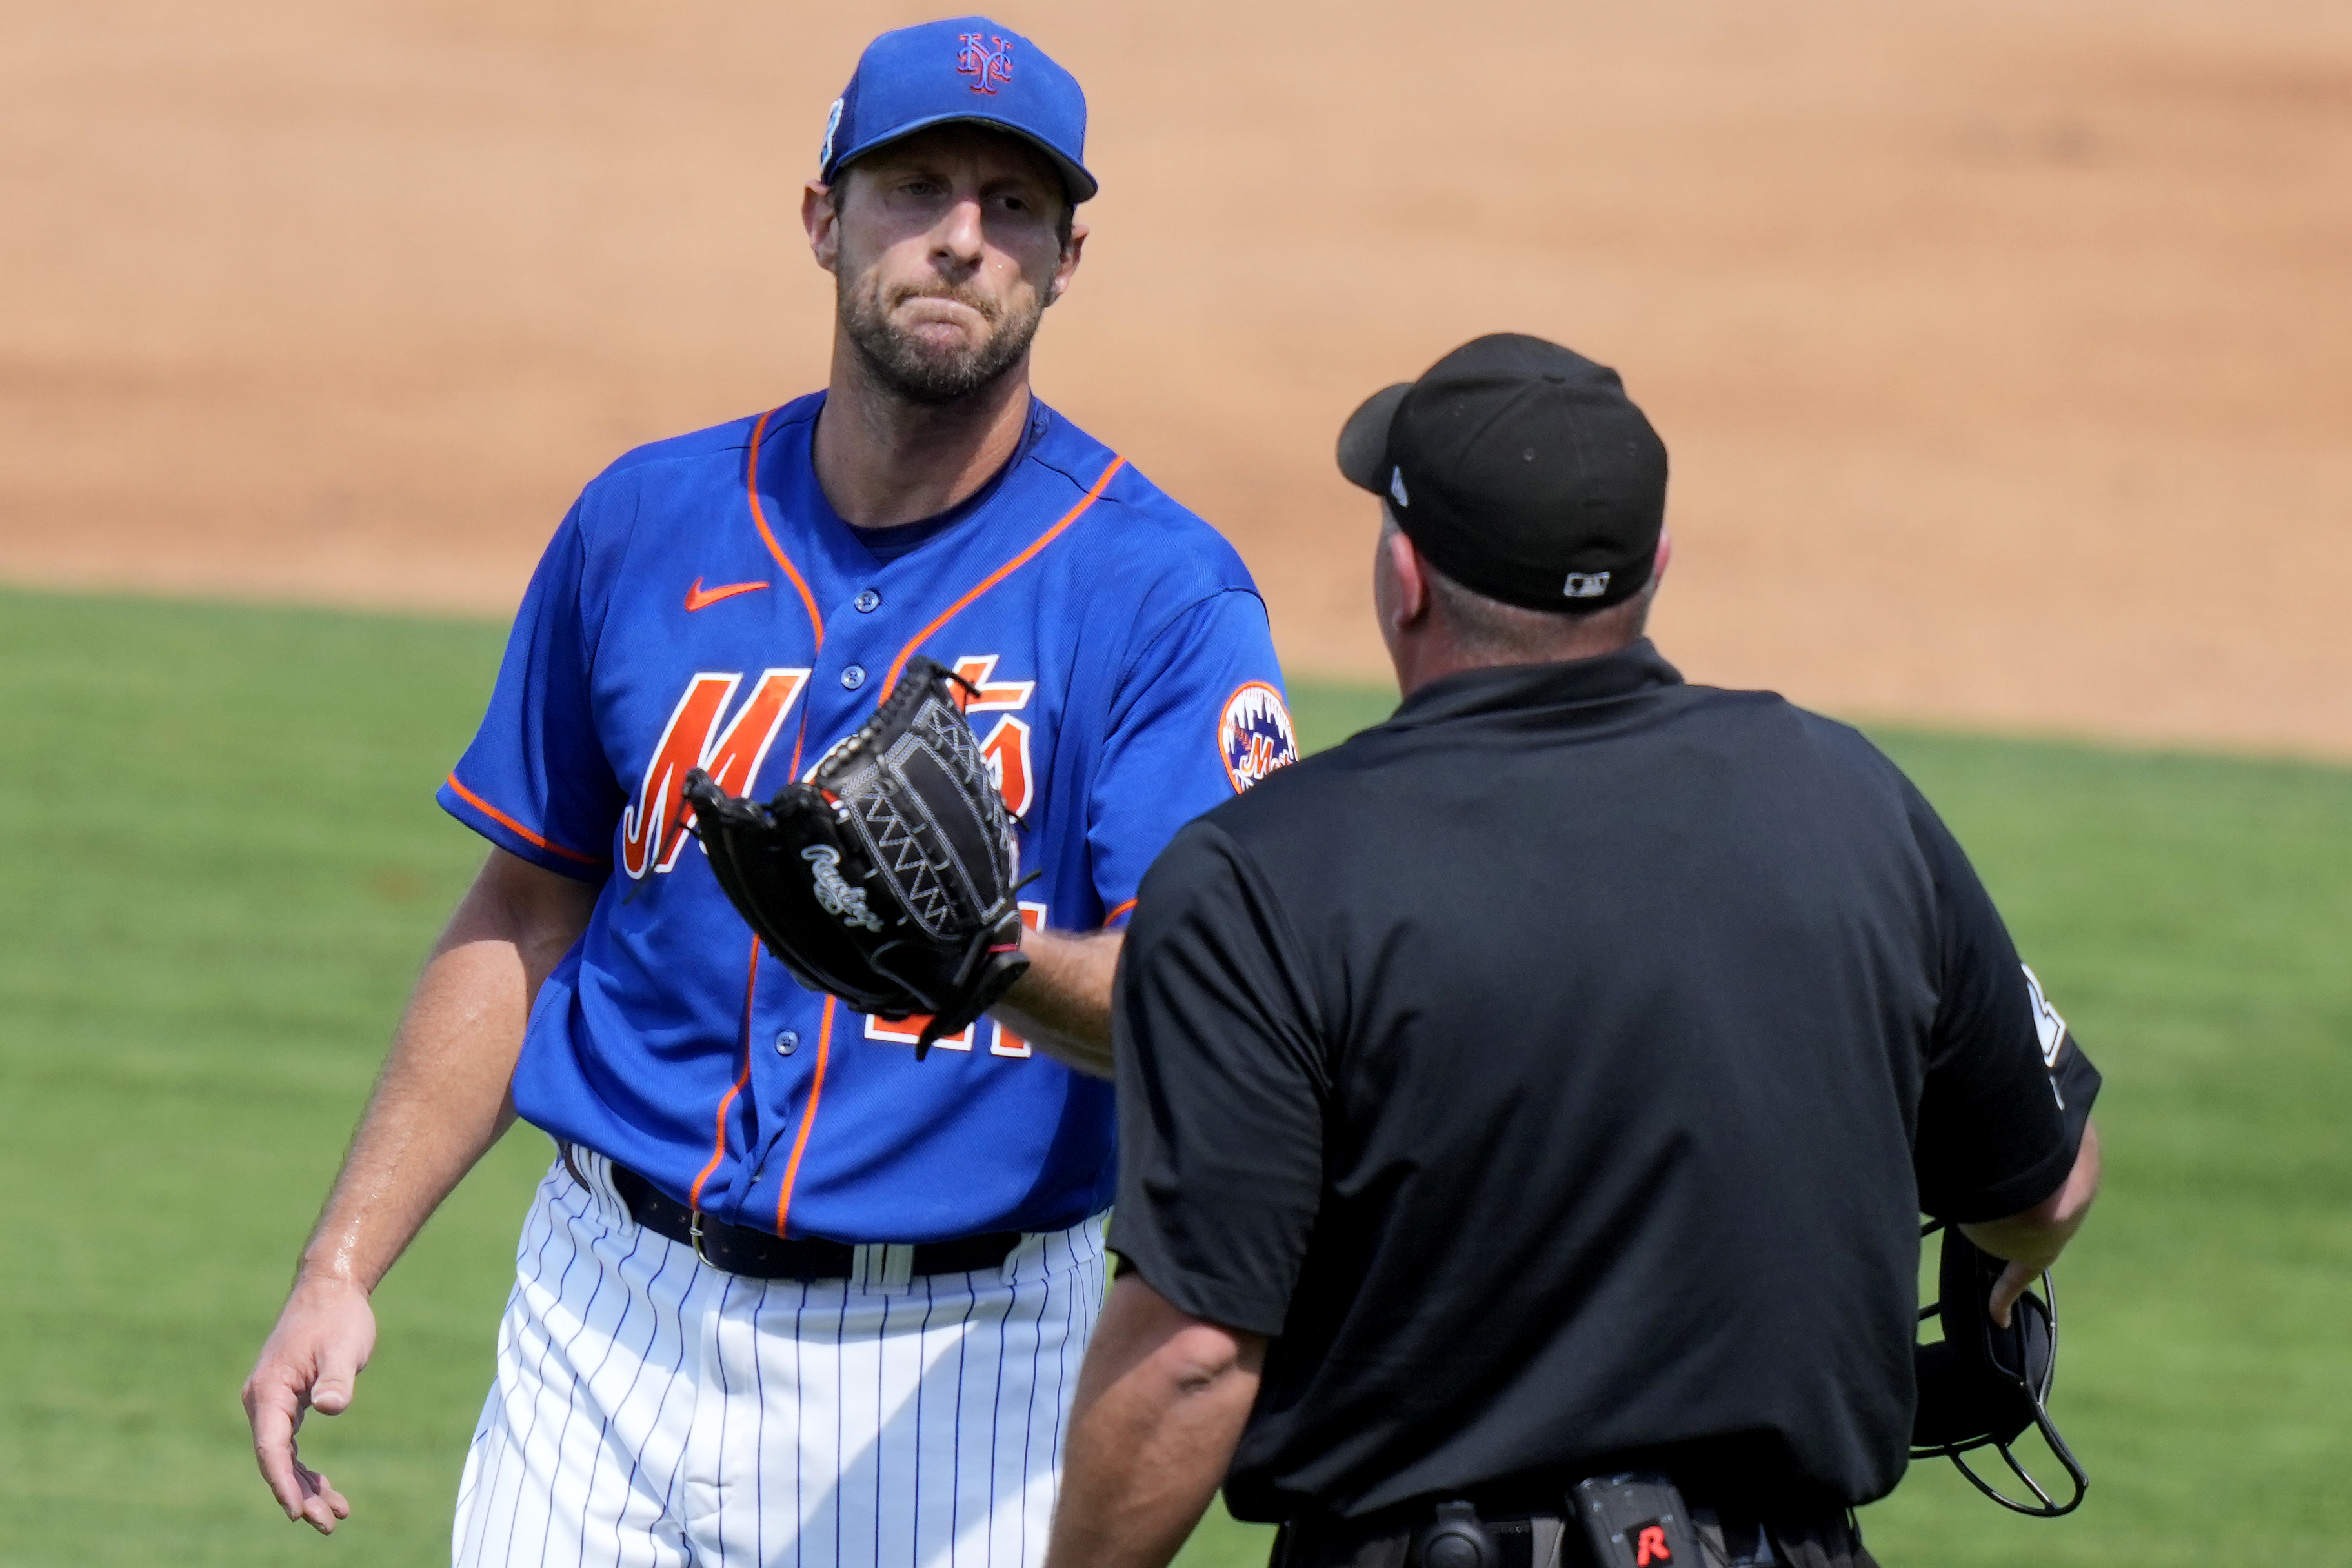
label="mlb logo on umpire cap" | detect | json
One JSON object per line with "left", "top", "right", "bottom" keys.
{"left": 818, "top": 16, "right": 1099, "bottom": 202}
{"left": 1563, "top": 570, "right": 1611, "bottom": 598}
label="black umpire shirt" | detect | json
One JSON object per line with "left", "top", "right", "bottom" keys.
{"left": 1109, "top": 642, "right": 2100, "bottom": 1525}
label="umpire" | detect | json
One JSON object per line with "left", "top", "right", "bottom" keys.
{"left": 1041, "top": 334, "right": 2103, "bottom": 1568}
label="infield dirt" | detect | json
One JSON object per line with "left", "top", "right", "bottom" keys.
{"left": 4, "top": 0, "right": 2347, "bottom": 756}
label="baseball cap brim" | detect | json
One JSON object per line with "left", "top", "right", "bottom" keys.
{"left": 1336, "top": 383, "right": 1412, "bottom": 492}
{"left": 831, "top": 113, "right": 1100, "bottom": 203}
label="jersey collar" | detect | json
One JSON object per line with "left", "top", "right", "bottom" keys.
{"left": 1388, "top": 639, "right": 1685, "bottom": 729}
{"left": 779, "top": 394, "right": 1056, "bottom": 571}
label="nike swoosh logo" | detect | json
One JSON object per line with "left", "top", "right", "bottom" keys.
{"left": 685, "top": 577, "right": 770, "bottom": 612}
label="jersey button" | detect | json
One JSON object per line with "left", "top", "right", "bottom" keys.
{"left": 840, "top": 665, "right": 867, "bottom": 690}
{"left": 776, "top": 1030, "right": 799, "bottom": 1056}
{"left": 854, "top": 588, "right": 881, "bottom": 613}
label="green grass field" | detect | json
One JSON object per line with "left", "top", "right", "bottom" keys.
{"left": 1, "top": 588, "right": 2345, "bottom": 1567}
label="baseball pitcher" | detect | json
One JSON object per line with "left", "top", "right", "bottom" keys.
{"left": 239, "top": 19, "right": 1296, "bottom": 1567}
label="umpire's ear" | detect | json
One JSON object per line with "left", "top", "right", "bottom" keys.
{"left": 804, "top": 179, "right": 843, "bottom": 275}
{"left": 1378, "top": 510, "right": 1432, "bottom": 631}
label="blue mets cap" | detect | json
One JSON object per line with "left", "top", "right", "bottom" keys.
{"left": 819, "top": 17, "right": 1098, "bottom": 204}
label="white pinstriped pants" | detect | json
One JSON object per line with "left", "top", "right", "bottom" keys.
{"left": 452, "top": 1153, "right": 1109, "bottom": 1568}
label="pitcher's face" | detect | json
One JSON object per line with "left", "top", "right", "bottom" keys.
{"left": 812, "top": 126, "right": 1083, "bottom": 405}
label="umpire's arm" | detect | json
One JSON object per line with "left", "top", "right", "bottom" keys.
{"left": 241, "top": 848, "right": 596, "bottom": 1535}
{"left": 1905, "top": 783, "right": 2106, "bottom": 1329}
{"left": 1047, "top": 818, "right": 1328, "bottom": 1568}
{"left": 1964, "top": 1120, "right": 2102, "bottom": 1325}
{"left": 1050, "top": 1277, "right": 1267, "bottom": 1568}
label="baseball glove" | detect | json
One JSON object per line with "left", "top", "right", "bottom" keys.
{"left": 683, "top": 656, "right": 1030, "bottom": 1057}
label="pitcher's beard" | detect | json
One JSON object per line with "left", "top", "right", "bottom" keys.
{"left": 840, "top": 282, "right": 1044, "bottom": 407}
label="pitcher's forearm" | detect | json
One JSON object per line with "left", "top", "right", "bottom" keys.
{"left": 297, "top": 851, "right": 599, "bottom": 1292}
{"left": 994, "top": 927, "right": 1121, "bottom": 1078}
{"left": 297, "top": 945, "right": 530, "bottom": 1289}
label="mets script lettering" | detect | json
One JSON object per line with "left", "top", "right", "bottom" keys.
{"left": 802, "top": 845, "right": 884, "bottom": 932}
{"left": 956, "top": 33, "right": 1014, "bottom": 94}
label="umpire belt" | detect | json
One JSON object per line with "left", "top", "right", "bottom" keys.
{"left": 1274, "top": 1504, "right": 1871, "bottom": 1568}
{"left": 591, "top": 1153, "right": 1021, "bottom": 1283}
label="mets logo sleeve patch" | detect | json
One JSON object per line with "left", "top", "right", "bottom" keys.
{"left": 1220, "top": 680, "right": 1299, "bottom": 793}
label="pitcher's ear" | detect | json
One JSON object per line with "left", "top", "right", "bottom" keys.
{"left": 803, "top": 180, "right": 842, "bottom": 270}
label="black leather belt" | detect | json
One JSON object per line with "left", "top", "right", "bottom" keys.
{"left": 596, "top": 1156, "right": 1021, "bottom": 1282}
{"left": 1275, "top": 1512, "right": 1566, "bottom": 1568}
{"left": 1276, "top": 1502, "right": 1866, "bottom": 1568}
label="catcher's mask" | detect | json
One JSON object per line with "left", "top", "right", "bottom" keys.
{"left": 1911, "top": 1220, "right": 2088, "bottom": 1516}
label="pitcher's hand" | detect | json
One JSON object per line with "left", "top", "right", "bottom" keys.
{"left": 241, "top": 1273, "right": 376, "bottom": 1534}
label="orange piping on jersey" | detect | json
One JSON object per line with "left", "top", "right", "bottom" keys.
{"left": 445, "top": 773, "right": 606, "bottom": 866}
{"left": 1103, "top": 898, "right": 1139, "bottom": 927}
{"left": 688, "top": 937, "right": 762, "bottom": 1212}
{"left": 745, "top": 407, "right": 826, "bottom": 650}
{"left": 744, "top": 405, "right": 825, "bottom": 783}
{"left": 774, "top": 994, "right": 837, "bottom": 1236}
{"left": 783, "top": 714, "right": 814, "bottom": 785}
{"left": 879, "top": 454, "right": 1127, "bottom": 701}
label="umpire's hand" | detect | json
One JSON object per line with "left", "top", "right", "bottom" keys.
{"left": 242, "top": 1265, "right": 376, "bottom": 1532}
{"left": 1960, "top": 1121, "right": 2103, "bottom": 1328}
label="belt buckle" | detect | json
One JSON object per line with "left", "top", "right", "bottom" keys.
{"left": 689, "top": 1209, "right": 714, "bottom": 1267}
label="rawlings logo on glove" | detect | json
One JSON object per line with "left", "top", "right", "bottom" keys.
{"left": 801, "top": 845, "right": 884, "bottom": 932}
{"left": 683, "top": 656, "right": 1032, "bottom": 1057}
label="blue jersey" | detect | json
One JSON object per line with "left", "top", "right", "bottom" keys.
{"left": 439, "top": 394, "right": 1296, "bottom": 1242}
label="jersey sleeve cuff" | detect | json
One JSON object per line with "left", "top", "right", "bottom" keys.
{"left": 438, "top": 774, "right": 610, "bottom": 883}
{"left": 1102, "top": 1235, "right": 1292, "bottom": 1339}
{"left": 1936, "top": 1034, "right": 2104, "bottom": 1222}
{"left": 1924, "top": 1123, "right": 2085, "bottom": 1225}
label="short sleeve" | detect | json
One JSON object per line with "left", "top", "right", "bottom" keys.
{"left": 436, "top": 506, "right": 623, "bottom": 881}
{"left": 1908, "top": 791, "right": 2102, "bottom": 1221}
{"left": 1087, "top": 588, "right": 1293, "bottom": 925}
{"left": 1109, "top": 819, "right": 1327, "bottom": 1336}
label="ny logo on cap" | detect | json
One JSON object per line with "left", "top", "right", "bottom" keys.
{"left": 818, "top": 98, "right": 845, "bottom": 166}
{"left": 956, "top": 33, "right": 1014, "bottom": 94}
{"left": 1564, "top": 570, "right": 1611, "bottom": 598}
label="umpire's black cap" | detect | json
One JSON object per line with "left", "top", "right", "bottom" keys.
{"left": 1336, "top": 334, "right": 1669, "bottom": 612}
